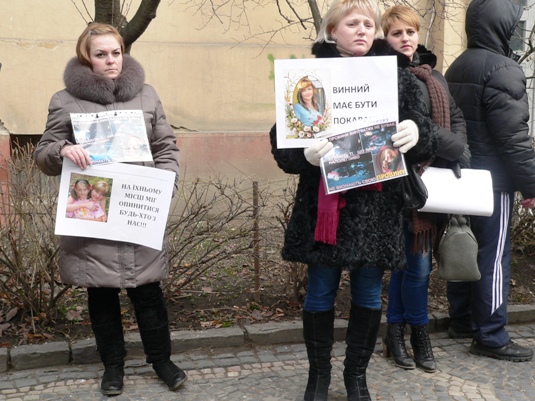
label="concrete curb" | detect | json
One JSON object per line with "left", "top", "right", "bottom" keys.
{"left": 2, "top": 304, "right": 534, "bottom": 373}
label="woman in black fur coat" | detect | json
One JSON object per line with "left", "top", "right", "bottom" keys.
{"left": 269, "top": 0, "right": 438, "bottom": 400}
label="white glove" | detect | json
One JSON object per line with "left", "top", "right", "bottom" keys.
{"left": 304, "top": 138, "right": 334, "bottom": 166}
{"left": 392, "top": 119, "right": 419, "bottom": 153}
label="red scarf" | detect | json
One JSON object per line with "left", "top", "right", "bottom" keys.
{"left": 314, "top": 180, "right": 382, "bottom": 245}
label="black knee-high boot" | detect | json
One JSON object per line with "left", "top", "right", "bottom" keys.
{"left": 344, "top": 305, "right": 382, "bottom": 401}
{"left": 92, "top": 321, "right": 127, "bottom": 396}
{"left": 129, "top": 283, "right": 187, "bottom": 391}
{"left": 88, "top": 288, "right": 127, "bottom": 396}
{"left": 303, "top": 309, "right": 335, "bottom": 401}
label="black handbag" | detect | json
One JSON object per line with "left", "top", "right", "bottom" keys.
{"left": 400, "top": 163, "right": 428, "bottom": 209}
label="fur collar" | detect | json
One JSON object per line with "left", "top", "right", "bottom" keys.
{"left": 311, "top": 39, "right": 411, "bottom": 68}
{"left": 63, "top": 54, "right": 145, "bottom": 105}
{"left": 412, "top": 44, "right": 437, "bottom": 69}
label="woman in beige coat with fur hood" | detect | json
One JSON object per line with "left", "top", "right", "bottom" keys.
{"left": 34, "top": 23, "right": 184, "bottom": 396}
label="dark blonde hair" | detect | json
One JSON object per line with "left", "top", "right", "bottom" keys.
{"left": 296, "top": 77, "right": 319, "bottom": 110}
{"left": 76, "top": 23, "right": 125, "bottom": 67}
{"left": 381, "top": 5, "right": 420, "bottom": 37}
{"left": 92, "top": 180, "right": 110, "bottom": 196}
{"left": 315, "top": 0, "right": 382, "bottom": 44}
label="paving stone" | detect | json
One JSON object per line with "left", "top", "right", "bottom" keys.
{"left": 0, "top": 348, "right": 7, "bottom": 373}
{"left": 1, "top": 317, "right": 535, "bottom": 400}
{"left": 187, "top": 327, "right": 245, "bottom": 349}
{"left": 70, "top": 338, "right": 100, "bottom": 365}
{"left": 10, "top": 342, "right": 70, "bottom": 371}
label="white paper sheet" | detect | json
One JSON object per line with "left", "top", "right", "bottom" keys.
{"left": 55, "top": 160, "right": 176, "bottom": 250}
{"left": 418, "top": 167, "right": 494, "bottom": 216}
{"left": 274, "top": 56, "right": 398, "bottom": 148}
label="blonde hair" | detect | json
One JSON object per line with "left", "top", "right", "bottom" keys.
{"left": 315, "top": 0, "right": 382, "bottom": 44}
{"left": 381, "top": 5, "right": 420, "bottom": 37}
{"left": 92, "top": 180, "right": 110, "bottom": 196}
{"left": 76, "top": 23, "right": 125, "bottom": 67}
{"left": 296, "top": 77, "right": 319, "bottom": 109}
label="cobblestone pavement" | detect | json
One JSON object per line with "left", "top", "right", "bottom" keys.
{"left": 1, "top": 324, "right": 534, "bottom": 401}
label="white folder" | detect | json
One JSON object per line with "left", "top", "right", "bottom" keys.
{"left": 418, "top": 167, "right": 494, "bottom": 216}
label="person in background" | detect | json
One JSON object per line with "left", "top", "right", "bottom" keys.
{"left": 445, "top": 0, "right": 535, "bottom": 362}
{"left": 270, "top": 0, "right": 440, "bottom": 399}
{"left": 34, "top": 23, "right": 185, "bottom": 395}
{"left": 381, "top": 5, "right": 469, "bottom": 373}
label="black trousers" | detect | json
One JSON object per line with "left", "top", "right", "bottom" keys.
{"left": 88, "top": 281, "right": 169, "bottom": 331}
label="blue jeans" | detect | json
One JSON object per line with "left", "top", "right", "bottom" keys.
{"left": 304, "top": 264, "right": 384, "bottom": 312}
{"left": 386, "top": 222, "right": 432, "bottom": 326}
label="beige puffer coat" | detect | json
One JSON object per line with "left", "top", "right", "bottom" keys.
{"left": 34, "top": 55, "right": 180, "bottom": 288}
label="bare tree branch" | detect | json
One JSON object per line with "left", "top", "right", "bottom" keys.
{"left": 120, "top": 0, "right": 161, "bottom": 51}
{"left": 307, "top": 0, "right": 322, "bottom": 34}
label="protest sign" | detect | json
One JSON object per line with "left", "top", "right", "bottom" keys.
{"left": 320, "top": 120, "right": 407, "bottom": 194}
{"left": 56, "top": 159, "right": 175, "bottom": 250}
{"left": 274, "top": 56, "right": 398, "bottom": 148}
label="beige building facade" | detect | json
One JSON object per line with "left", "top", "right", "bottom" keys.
{"left": 0, "top": 0, "right": 469, "bottom": 181}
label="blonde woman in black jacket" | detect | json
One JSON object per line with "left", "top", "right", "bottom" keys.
{"left": 270, "top": 0, "right": 440, "bottom": 399}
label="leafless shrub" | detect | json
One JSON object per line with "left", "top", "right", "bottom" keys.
{"left": 512, "top": 193, "right": 535, "bottom": 256}
{"left": 256, "top": 176, "right": 307, "bottom": 303}
{"left": 164, "top": 175, "right": 306, "bottom": 304}
{"left": 0, "top": 144, "right": 67, "bottom": 328}
{"left": 164, "top": 177, "right": 256, "bottom": 294}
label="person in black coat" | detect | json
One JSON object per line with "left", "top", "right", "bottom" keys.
{"left": 380, "top": 5, "right": 469, "bottom": 374}
{"left": 270, "top": 0, "right": 439, "bottom": 399}
{"left": 445, "top": 0, "right": 535, "bottom": 362}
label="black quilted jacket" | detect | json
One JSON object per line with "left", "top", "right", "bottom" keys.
{"left": 445, "top": 0, "right": 535, "bottom": 198}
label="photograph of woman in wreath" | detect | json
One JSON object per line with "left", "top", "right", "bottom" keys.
{"left": 293, "top": 76, "right": 326, "bottom": 127}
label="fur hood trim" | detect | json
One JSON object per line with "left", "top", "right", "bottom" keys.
{"left": 63, "top": 54, "right": 145, "bottom": 105}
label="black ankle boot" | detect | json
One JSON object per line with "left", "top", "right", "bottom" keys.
{"left": 153, "top": 360, "right": 187, "bottom": 391}
{"left": 410, "top": 325, "right": 436, "bottom": 373}
{"left": 382, "top": 323, "right": 415, "bottom": 369}
{"left": 344, "top": 305, "right": 382, "bottom": 401}
{"left": 139, "top": 323, "right": 188, "bottom": 391}
{"left": 303, "top": 309, "right": 334, "bottom": 401}
{"left": 101, "top": 365, "right": 124, "bottom": 396}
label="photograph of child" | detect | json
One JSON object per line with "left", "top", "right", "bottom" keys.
{"left": 66, "top": 174, "right": 112, "bottom": 223}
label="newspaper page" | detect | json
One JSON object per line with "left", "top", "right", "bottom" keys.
{"left": 320, "top": 120, "right": 407, "bottom": 195}
{"left": 55, "top": 159, "right": 175, "bottom": 250}
{"left": 274, "top": 56, "right": 398, "bottom": 148}
{"left": 70, "top": 110, "right": 153, "bottom": 164}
